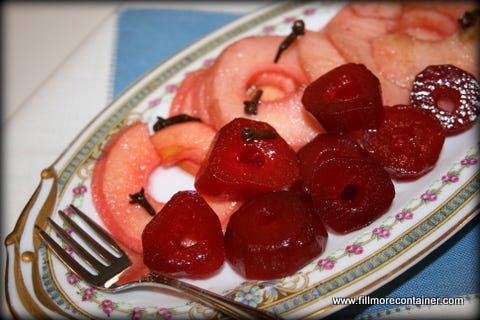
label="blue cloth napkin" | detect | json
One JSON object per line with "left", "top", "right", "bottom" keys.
{"left": 113, "top": 8, "right": 479, "bottom": 319}
{"left": 113, "top": 9, "right": 239, "bottom": 96}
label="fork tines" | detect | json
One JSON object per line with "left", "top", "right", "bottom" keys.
{"left": 65, "top": 205, "right": 124, "bottom": 259}
{"left": 35, "top": 205, "right": 132, "bottom": 287}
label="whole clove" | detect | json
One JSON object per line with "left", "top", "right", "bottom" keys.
{"left": 153, "top": 114, "right": 201, "bottom": 132}
{"left": 274, "top": 19, "right": 305, "bottom": 63}
{"left": 243, "top": 89, "right": 264, "bottom": 115}
{"left": 129, "top": 187, "right": 157, "bottom": 216}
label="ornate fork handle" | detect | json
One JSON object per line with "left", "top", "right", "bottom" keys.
{"left": 109, "top": 273, "right": 282, "bottom": 320}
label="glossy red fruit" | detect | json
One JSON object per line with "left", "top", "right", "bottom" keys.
{"left": 225, "top": 191, "right": 327, "bottom": 280}
{"left": 142, "top": 191, "right": 225, "bottom": 279}
{"left": 297, "top": 133, "right": 366, "bottom": 193}
{"left": 410, "top": 64, "right": 480, "bottom": 135}
{"left": 195, "top": 118, "right": 300, "bottom": 200}
{"left": 348, "top": 104, "right": 445, "bottom": 179}
{"left": 310, "top": 157, "right": 395, "bottom": 234}
{"left": 302, "top": 63, "right": 383, "bottom": 133}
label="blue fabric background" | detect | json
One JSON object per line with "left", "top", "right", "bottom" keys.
{"left": 113, "top": 8, "right": 479, "bottom": 319}
{"left": 113, "top": 9, "right": 239, "bottom": 96}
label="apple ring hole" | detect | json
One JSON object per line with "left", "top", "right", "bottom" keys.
{"left": 246, "top": 71, "right": 299, "bottom": 101}
{"left": 148, "top": 166, "right": 195, "bottom": 203}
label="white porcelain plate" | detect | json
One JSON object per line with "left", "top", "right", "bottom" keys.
{"left": 5, "top": 1, "right": 479, "bottom": 319}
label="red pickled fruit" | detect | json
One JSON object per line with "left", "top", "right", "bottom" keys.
{"left": 225, "top": 191, "right": 328, "bottom": 280}
{"left": 310, "top": 157, "right": 395, "bottom": 234}
{"left": 323, "top": 4, "right": 409, "bottom": 106}
{"left": 349, "top": 104, "right": 446, "bottom": 179}
{"left": 142, "top": 191, "right": 225, "bottom": 279}
{"left": 194, "top": 117, "right": 300, "bottom": 200}
{"left": 410, "top": 64, "right": 480, "bottom": 135}
{"left": 302, "top": 63, "right": 383, "bottom": 133}
{"left": 297, "top": 133, "right": 366, "bottom": 193}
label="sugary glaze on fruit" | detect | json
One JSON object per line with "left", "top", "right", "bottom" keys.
{"left": 347, "top": 105, "right": 446, "bottom": 179}
{"left": 143, "top": 191, "right": 225, "bottom": 278}
{"left": 309, "top": 157, "right": 395, "bottom": 234}
{"left": 150, "top": 121, "right": 216, "bottom": 175}
{"left": 194, "top": 117, "right": 300, "bottom": 200}
{"left": 302, "top": 63, "right": 384, "bottom": 133}
{"left": 225, "top": 191, "right": 327, "bottom": 280}
{"left": 320, "top": 2, "right": 478, "bottom": 106}
{"left": 410, "top": 64, "right": 480, "bottom": 135}
{"left": 91, "top": 123, "right": 163, "bottom": 253}
{"left": 298, "top": 133, "right": 366, "bottom": 193}
{"left": 90, "top": 2, "right": 479, "bottom": 280}
{"left": 171, "top": 35, "right": 325, "bottom": 151}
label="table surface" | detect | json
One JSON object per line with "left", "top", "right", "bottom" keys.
{"left": 2, "top": 2, "right": 479, "bottom": 320}
{"left": 3, "top": 2, "right": 263, "bottom": 122}
{"left": 1, "top": 3, "right": 261, "bottom": 318}
{"left": 3, "top": 3, "right": 118, "bottom": 122}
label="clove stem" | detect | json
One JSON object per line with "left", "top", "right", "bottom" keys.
{"left": 243, "top": 89, "right": 264, "bottom": 115}
{"left": 241, "top": 127, "right": 277, "bottom": 142}
{"left": 153, "top": 114, "right": 201, "bottom": 132}
{"left": 274, "top": 19, "right": 305, "bottom": 63}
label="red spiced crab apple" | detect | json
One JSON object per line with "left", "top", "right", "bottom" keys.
{"left": 142, "top": 191, "right": 225, "bottom": 279}
{"left": 302, "top": 63, "right": 383, "bottom": 133}
{"left": 348, "top": 104, "right": 446, "bottom": 180}
{"left": 225, "top": 190, "right": 328, "bottom": 280}
{"left": 297, "top": 133, "right": 366, "bottom": 193}
{"left": 194, "top": 117, "right": 300, "bottom": 200}
{"left": 410, "top": 64, "right": 480, "bottom": 135}
{"left": 310, "top": 157, "right": 395, "bottom": 234}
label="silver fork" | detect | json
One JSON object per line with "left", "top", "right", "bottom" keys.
{"left": 35, "top": 205, "right": 282, "bottom": 320}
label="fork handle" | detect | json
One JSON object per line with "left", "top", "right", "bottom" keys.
{"left": 116, "top": 273, "right": 283, "bottom": 320}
